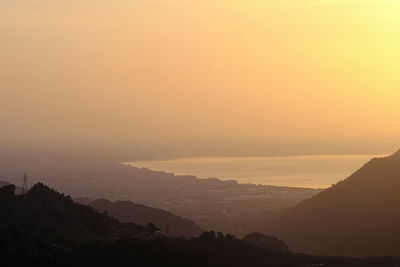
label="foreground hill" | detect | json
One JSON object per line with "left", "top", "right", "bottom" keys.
{"left": 0, "top": 183, "right": 145, "bottom": 247}
{"left": 80, "top": 198, "right": 203, "bottom": 237}
{"left": 243, "top": 232, "right": 290, "bottom": 253}
{"left": 265, "top": 150, "right": 400, "bottom": 257}
{"left": 1, "top": 182, "right": 399, "bottom": 267}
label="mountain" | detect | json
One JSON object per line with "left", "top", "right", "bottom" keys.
{"left": 1, "top": 182, "right": 398, "bottom": 267}
{"left": 0, "top": 183, "right": 146, "bottom": 248}
{"left": 81, "top": 198, "right": 203, "bottom": 237}
{"left": 265, "top": 150, "right": 400, "bottom": 257}
{"left": 243, "top": 232, "right": 290, "bottom": 253}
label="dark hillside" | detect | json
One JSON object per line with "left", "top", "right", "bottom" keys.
{"left": 87, "top": 198, "right": 203, "bottom": 237}
{"left": 265, "top": 151, "right": 400, "bottom": 256}
{"left": 1, "top": 182, "right": 399, "bottom": 267}
{"left": 0, "top": 183, "right": 145, "bottom": 247}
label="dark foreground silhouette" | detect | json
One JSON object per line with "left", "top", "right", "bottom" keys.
{"left": 243, "top": 232, "right": 290, "bottom": 253}
{"left": 79, "top": 198, "right": 203, "bottom": 237}
{"left": 265, "top": 150, "right": 400, "bottom": 256}
{"left": 1, "top": 183, "right": 400, "bottom": 267}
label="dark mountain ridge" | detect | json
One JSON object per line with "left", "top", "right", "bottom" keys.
{"left": 0, "top": 183, "right": 145, "bottom": 248}
{"left": 1, "top": 182, "right": 399, "bottom": 267}
{"left": 265, "top": 150, "right": 400, "bottom": 256}
{"left": 243, "top": 232, "right": 290, "bottom": 253}
{"left": 83, "top": 198, "right": 203, "bottom": 237}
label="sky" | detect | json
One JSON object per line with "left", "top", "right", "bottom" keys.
{"left": 0, "top": 0, "right": 399, "bottom": 157}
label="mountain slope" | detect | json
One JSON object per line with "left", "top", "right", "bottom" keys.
{"left": 0, "top": 183, "right": 146, "bottom": 247}
{"left": 265, "top": 150, "right": 400, "bottom": 256}
{"left": 1, "top": 182, "right": 399, "bottom": 267}
{"left": 84, "top": 198, "right": 203, "bottom": 237}
{"left": 242, "top": 232, "right": 290, "bottom": 253}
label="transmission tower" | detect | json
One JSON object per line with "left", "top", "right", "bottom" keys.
{"left": 22, "top": 173, "right": 29, "bottom": 194}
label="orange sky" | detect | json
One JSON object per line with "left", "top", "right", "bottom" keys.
{"left": 0, "top": 0, "right": 399, "bottom": 155}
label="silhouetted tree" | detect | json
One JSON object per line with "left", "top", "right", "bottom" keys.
{"left": 146, "top": 223, "right": 159, "bottom": 234}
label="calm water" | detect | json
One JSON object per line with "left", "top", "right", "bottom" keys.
{"left": 127, "top": 154, "right": 383, "bottom": 188}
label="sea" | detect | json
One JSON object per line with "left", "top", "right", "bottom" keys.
{"left": 126, "top": 154, "right": 384, "bottom": 189}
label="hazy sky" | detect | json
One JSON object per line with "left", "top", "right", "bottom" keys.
{"left": 1, "top": 0, "right": 399, "bottom": 156}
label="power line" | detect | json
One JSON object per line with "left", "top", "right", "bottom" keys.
{"left": 22, "top": 173, "right": 29, "bottom": 194}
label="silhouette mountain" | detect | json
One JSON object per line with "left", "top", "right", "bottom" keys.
{"left": 1, "top": 182, "right": 399, "bottom": 267}
{"left": 242, "top": 232, "right": 290, "bottom": 253}
{"left": 81, "top": 198, "right": 203, "bottom": 237}
{"left": 265, "top": 150, "right": 400, "bottom": 256}
{"left": 0, "top": 183, "right": 146, "bottom": 248}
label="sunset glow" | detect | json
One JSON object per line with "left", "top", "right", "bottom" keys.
{"left": 1, "top": 0, "right": 399, "bottom": 153}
